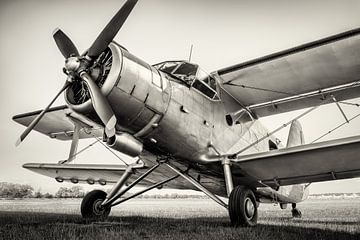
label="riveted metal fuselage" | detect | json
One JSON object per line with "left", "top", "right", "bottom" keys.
{"left": 68, "top": 42, "right": 307, "bottom": 202}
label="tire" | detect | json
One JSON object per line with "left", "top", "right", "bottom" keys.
{"left": 81, "top": 190, "right": 111, "bottom": 219}
{"left": 229, "top": 186, "right": 258, "bottom": 227}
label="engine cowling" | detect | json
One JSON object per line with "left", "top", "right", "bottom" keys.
{"left": 64, "top": 42, "right": 171, "bottom": 156}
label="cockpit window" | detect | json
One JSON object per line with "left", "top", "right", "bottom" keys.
{"left": 153, "top": 61, "right": 220, "bottom": 101}
{"left": 155, "top": 61, "right": 197, "bottom": 84}
{"left": 197, "top": 68, "right": 217, "bottom": 90}
{"left": 160, "top": 62, "right": 178, "bottom": 73}
{"left": 173, "top": 63, "right": 197, "bottom": 77}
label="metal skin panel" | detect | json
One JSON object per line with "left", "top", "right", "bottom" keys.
{"left": 232, "top": 135, "right": 360, "bottom": 186}
{"left": 145, "top": 83, "right": 214, "bottom": 161}
{"left": 115, "top": 47, "right": 169, "bottom": 114}
{"left": 108, "top": 87, "right": 145, "bottom": 132}
{"left": 106, "top": 44, "right": 170, "bottom": 132}
{"left": 217, "top": 29, "right": 360, "bottom": 117}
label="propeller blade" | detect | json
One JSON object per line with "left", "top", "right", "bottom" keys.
{"left": 16, "top": 81, "right": 72, "bottom": 146}
{"left": 79, "top": 72, "right": 116, "bottom": 138}
{"left": 53, "top": 28, "right": 79, "bottom": 58}
{"left": 87, "top": 0, "right": 138, "bottom": 58}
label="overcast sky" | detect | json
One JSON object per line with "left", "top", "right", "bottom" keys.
{"left": 0, "top": 0, "right": 360, "bottom": 194}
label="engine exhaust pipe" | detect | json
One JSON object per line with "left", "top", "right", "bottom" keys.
{"left": 107, "top": 132, "right": 143, "bottom": 157}
{"left": 225, "top": 109, "right": 254, "bottom": 126}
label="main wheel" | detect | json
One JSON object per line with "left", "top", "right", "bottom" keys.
{"left": 81, "top": 190, "right": 111, "bottom": 219}
{"left": 229, "top": 186, "right": 258, "bottom": 227}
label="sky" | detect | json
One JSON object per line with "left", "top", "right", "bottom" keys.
{"left": 0, "top": 0, "right": 360, "bottom": 194}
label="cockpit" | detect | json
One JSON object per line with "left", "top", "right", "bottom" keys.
{"left": 153, "top": 61, "right": 219, "bottom": 100}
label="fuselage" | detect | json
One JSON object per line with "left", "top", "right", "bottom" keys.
{"left": 65, "top": 42, "right": 308, "bottom": 204}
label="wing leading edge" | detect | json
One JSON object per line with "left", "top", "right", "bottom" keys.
{"left": 216, "top": 28, "right": 360, "bottom": 117}
{"left": 13, "top": 105, "right": 103, "bottom": 141}
{"left": 231, "top": 135, "right": 360, "bottom": 187}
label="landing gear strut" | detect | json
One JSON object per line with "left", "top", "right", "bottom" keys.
{"left": 223, "top": 158, "right": 258, "bottom": 227}
{"left": 228, "top": 186, "right": 258, "bottom": 227}
{"left": 291, "top": 203, "right": 302, "bottom": 218}
{"left": 81, "top": 190, "right": 111, "bottom": 219}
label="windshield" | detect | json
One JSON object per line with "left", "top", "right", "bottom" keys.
{"left": 154, "top": 61, "right": 198, "bottom": 85}
{"left": 153, "top": 61, "right": 219, "bottom": 100}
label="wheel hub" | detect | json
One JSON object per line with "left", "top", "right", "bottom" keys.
{"left": 93, "top": 199, "right": 107, "bottom": 216}
{"left": 245, "top": 198, "right": 255, "bottom": 219}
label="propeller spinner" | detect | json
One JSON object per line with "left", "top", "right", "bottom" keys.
{"left": 16, "top": 0, "right": 139, "bottom": 146}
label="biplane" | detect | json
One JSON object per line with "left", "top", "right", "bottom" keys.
{"left": 13, "top": 0, "right": 360, "bottom": 226}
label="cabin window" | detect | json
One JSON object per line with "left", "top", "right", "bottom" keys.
{"left": 192, "top": 79, "right": 219, "bottom": 100}
{"left": 151, "top": 67, "right": 162, "bottom": 88}
{"left": 196, "top": 68, "right": 217, "bottom": 91}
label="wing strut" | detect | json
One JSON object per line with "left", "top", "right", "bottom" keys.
{"left": 165, "top": 163, "right": 228, "bottom": 208}
{"left": 332, "top": 95, "right": 349, "bottom": 123}
{"left": 58, "top": 115, "right": 98, "bottom": 164}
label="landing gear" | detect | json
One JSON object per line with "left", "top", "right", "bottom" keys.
{"left": 81, "top": 190, "right": 111, "bottom": 219}
{"left": 229, "top": 186, "right": 258, "bottom": 227}
{"left": 291, "top": 203, "right": 302, "bottom": 218}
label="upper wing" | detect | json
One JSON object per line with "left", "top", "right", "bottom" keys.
{"left": 215, "top": 28, "right": 360, "bottom": 117}
{"left": 231, "top": 135, "right": 360, "bottom": 187}
{"left": 13, "top": 105, "right": 103, "bottom": 140}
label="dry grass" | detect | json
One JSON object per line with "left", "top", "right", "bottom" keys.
{"left": 0, "top": 198, "right": 359, "bottom": 240}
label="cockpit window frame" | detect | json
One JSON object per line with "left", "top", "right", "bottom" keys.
{"left": 191, "top": 78, "right": 220, "bottom": 101}
{"left": 153, "top": 60, "right": 221, "bottom": 101}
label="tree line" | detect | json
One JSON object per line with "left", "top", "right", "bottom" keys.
{"left": 0, "top": 182, "right": 85, "bottom": 199}
{"left": 0, "top": 182, "right": 208, "bottom": 199}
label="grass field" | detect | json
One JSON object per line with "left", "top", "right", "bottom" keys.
{"left": 0, "top": 198, "right": 359, "bottom": 240}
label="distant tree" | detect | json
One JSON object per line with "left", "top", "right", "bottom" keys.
{"left": 55, "top": 186, "right": 85, "bottom": 198}
{"left": 34, "top": 190, "right": 43, "bottom": 198}
{"left": 43, "top": 193, "right": 53, "bottom": 198}
{"left": 0, "top": 182, "right": 34, "bottom": 198}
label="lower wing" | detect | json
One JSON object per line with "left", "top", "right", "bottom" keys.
{"left": 231, "top": 135, "right": 360, "bottom": 188}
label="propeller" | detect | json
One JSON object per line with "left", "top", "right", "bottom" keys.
{"left": 87, "top": 0, "right": 138, "bottom": 58}
{"left": 16, "top": 0, "right": 139, "bottom": 146}
{"left": 53, "top": 28, "right": 79, "bottom": 58}
{"left": 79, "top": 72, "right": 116, "bottom": 137}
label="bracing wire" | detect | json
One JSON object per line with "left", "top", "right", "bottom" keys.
{"left": 68, "top": 134, "right": 129, "bottom": 166}
{"left": 311, "top": 113, "right": 360, "bottom": 143}
{"left": 95, "top": 137, "right": 129, "bottom": 166}
{"left": 70, "top": 138, "right": 101, "bottom": 159}
{"left": 311, "top": 101, "right": 360, "bottom": 143}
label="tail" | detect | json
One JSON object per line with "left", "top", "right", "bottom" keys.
{"left": 286, "top": 120, "right": 305, "bottom": 148}
{"left": 285, "top": 120, "right": 309, "bottom": 203}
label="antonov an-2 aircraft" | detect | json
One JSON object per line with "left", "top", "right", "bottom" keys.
{"left": 13, "top": 0, "right": 360, "bottom": 227}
